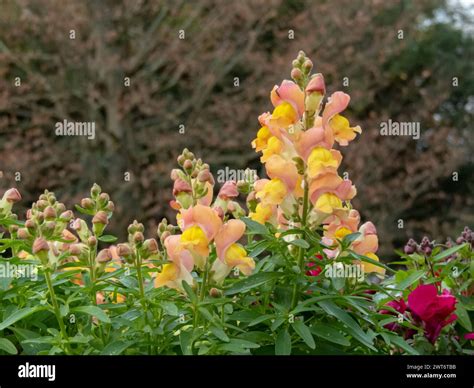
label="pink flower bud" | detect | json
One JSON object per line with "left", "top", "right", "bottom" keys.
{"left": 305, "top": 73, "right": 325, "bottom": 95}
{"left": 172, "top": 179, "right": 192, "bottom": 196}
{"left": 17, "top": 228, "right": 30, "bottom": 239}
{"left": 4, "top": 188, "right": 21, "bottom": 203}
{"left": 96, "top": 249, "right": 112, "bottom": 263}
{"left": 117, "top": 243, "right": 132, "bottom": 258}
{"left": 32, "top": 237, "right": 49, "bottom": 254}
{"left": 44, "top": 206, "right": 57, "bottom": 220}
{"left": 92, "top": 211, "right": 108, "bottom": 226}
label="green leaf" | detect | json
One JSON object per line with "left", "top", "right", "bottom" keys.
{"left": 397, "top": 269, "right": 426, "bottom": 290}
{"left": 218, "top": 339, "right": 260, "bottom": 353}
{"left": 350, "top": 251, "right": 394, "bottom": 273}
{"left": 310, "top": 323, "right": 351, "bottom": 346}
{"left": 101, "top": 341, "right": 133, "bottom": 355}
{"left": 432, "top": 243, "right": 467, "bottom": 262}
{"left": 292, "top": 320, "right": 315, "bottom": 349}
{"left": 224, "top": 272, "right": 284, "bottom": 295}
{"left": 0, "top": 338, "right": 18, "bottom": 354}
{"left": 275, "top": 328, "right": 291, "bottom": 355}
{"left": 387, "top": 334, "right": 419, "bottom": 355}
{"left": 182, "top": 281, "right": 197, "bottom": 304}
{"left": 289, "top": 239, "right": 310, "bottom": 249}
{"left": 248, "top": 314, "right": 274, "bottom": 327}
{"left": 342, "top": 232, "right": 361, "bottom": 244}
{"left": 318, "top": 301, "right": 375, "bottom": 351}
{"left": 180, "top": 330, "right": 193, "bottom": 355}
{"left": 455, "top": 303, "right": 472, "bottom": 331}
{"left": 210, "top": 326, "right": 229, "bottom": 342}
{"left": 71, "top": 306, "right": 111, "bottom": 323}
{"left": 74, "top": 204, "right": 95, "bottom": 215}
{"left": 248, "top": 240, "right": 271, "bottom": 258}
{"left": 0, "top": 307, "right": 44, "bottom": 331}
{"left": 98, "top": 235, "right": 118, "bottom": 243}
{"left": 241, "top": 217, "right": 269, "bottom": 235}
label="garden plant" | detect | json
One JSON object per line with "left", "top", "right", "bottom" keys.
{"left": 0, "top": 52, "right": 472, "bottom": 356}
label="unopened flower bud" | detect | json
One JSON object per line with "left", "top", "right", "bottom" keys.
{"left": 291, "top": 68, "right": 302, "bottom": 80}
{"left": 142, "top": 238, "right": 159, "bottom": 256}
{"left": 3, "top": 188, "right": 21, "bottom": 203}
{"left": 92, "top": 211, "right": 108, "bottom": 236}
{"left": 303, "top": 59, "right": 313, "bottom": 72}
{"left": 32, "top": 237, "right": 49, "bottom": 260}
{"left": 209, "top": 288, "right": 221, "bottom": 298}
{"left": 81, "top": 198, "right": 94, "bottom": 210}
{"left": 92, "top": 211, "right": 108, "bottom": 226}
{"left": 404, "top": 238, "right": 417, "bottom": 255}
{"left": 56, "top": 203, "right": 66, "bottom": 214}
{"left": 177, "top": 155, "right": 186, "bottom": 166}
{"left": 43, "top": 221, "right": 56, "bottom": 236}
{"left": 128, "top": 220, "right": 144, "bottom": 235}
{"left": 98, "top": 192, "right": 110, "bottom": 207}
{"left": 160, "top": 231, "right": 171, "bottom": 242}
{"left": 106, "top": 201, "right": 115, "bottom": 212}
{"left": 91, "top": 183, "right": 101, "bottom": 198}
{"left": 44, "top": 206, "right": 56, "bottom": 220}
{"left": 59, "top": 210, "right": 74, "bottom": 222}
{"left": 61, "top": 229, "right": 77, "bottom": 243}
{"left": 306, "top": 73, "right": 326, "bottom": 95}
{"left": 183, "top": 159, "right": 193, "bottom": 173}
{"left": 117, "top": 243, "right": 132, "bottom": 258}
{"left": 36, "top": 200, "right": 48, "bottom": 211}
{"left": 96, "top": 248, "right": 112, "bottom": 263}
{"left": 133, "top": 231, "right": 144, "bottom": 244}
{"left": 25, "top": 219, "right": 36, "bottom": 231}
{"left": 17, "top": 228, "right": 30, "bottom": 239}
{"left": 87, "top": 236, "right": 98, "bottom": 247}
{"left": 170, "top": 169, "right": 180, "bottom": 181}
{"left": 419, "top": 236, "right": 433, "bottom": 255}
{"left": 69, "top": 243, "right": 85, "bottom": 256}
{"left": 297, "top": 50, "right": 306, "bottom": 62}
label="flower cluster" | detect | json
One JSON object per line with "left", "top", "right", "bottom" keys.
{"left": 249, "top": 51, "right": 383, "bottom": 275}
{"left": 155, "top": 149, "right": 255, "bottom": 291}
{"left": 381, "top": 284, "right": 458, "bottom": 344}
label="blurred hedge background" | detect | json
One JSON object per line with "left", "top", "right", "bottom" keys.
{"left": 0, "top": 0, "right": 473, "bottom": 258}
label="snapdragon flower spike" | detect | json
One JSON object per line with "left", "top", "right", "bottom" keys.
{"left": 249, "top": 51, "right": 382, "bottom": 274}
{"left": 155, "top": 154, "right": 256, "bottom": 292}
{"left": 251, "top": 52, "right": 362, "bottom": 227}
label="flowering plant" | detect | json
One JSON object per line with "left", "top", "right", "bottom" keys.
{"left": 0, "top": 52, "right": 472, "bottom": 355}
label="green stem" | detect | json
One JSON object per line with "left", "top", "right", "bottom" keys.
{"left": 44, "top": 269, "right": 71, "bottom": 354}
{"left": 290, "top": 180, "right": 309, "bottom": 310}
{"left": 135, "top": 251, "right": 155, "bottom": 355}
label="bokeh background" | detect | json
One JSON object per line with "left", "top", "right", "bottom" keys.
{"left": 0, "top": 0, "right": 473, "bottom": 259}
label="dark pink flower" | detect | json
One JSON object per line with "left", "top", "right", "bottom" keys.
{"left": 380, "top": 298, "right": 407, "bottom": 332}
{"left": 306, "top": 254, "right": 323, "bottom": 277}
{"left": 408, "top": 284, "right": 457, "bottom": 344}
{"left": 464, "top": 333, "right": 474, "bottom": 340}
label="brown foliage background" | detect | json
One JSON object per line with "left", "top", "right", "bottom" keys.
{"left": 0, "top": 0, "right": 473, "bottom": 258}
